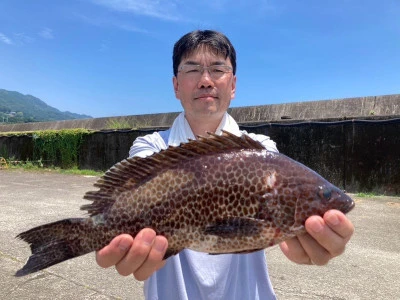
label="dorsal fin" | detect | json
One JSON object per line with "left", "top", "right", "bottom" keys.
{"left": 81, "top": 130, "right": 265, "bottom": 216}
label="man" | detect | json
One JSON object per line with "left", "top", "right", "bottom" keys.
{"left": 96, "top": 30, "right": 354, "bottom": 299}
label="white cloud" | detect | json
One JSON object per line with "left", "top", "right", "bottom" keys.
{"left": 39, "top": 28, "right": 54, "bottom": 39}
{"left": 0, "top": 33, "right": 13, "bottom": 45}
{"left": 75, "top": 12, "right": 149, "bottom": 33}
{"left": 14, "top": 33, "right": 35, "bottom": 44}
{"left": 114, "top": 23, "right": 149, "bottom": 33}
{"left": 91, "top": 0, "right": 182, "bottom": 22}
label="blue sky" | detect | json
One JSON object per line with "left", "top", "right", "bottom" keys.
{"left": 0, "top": 0, "right": 399, "bottom": 118}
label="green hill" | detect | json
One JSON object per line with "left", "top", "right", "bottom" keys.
{"left": 0, "top": 89, "right": 92, "bottom": 123}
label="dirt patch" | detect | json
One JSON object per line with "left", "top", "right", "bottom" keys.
{"left": 386, "top": 201, "right": 400, "bottom": 208}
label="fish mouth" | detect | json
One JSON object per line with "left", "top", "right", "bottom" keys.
{"left": 341, "top": 196, "right": 355, "bottom": 214}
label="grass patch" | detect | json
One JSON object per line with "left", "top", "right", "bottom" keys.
{"left": 6, "top": 158, "right": 43, "bottom": 170}
{"left": 106, "top": 119, "right": 132, "bottom": 129}
{"left": 58, "top": 167, "right": 103, "bottom": 176}
{"left": 356, "top": 192, "right": 380, "bottom": 197}
{"left": 4, "top": 159, "right": 103, "bottom": 176}
{"left": 105, "top": 117, "right": 152, "bottom": 130}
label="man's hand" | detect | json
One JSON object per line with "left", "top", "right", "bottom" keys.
{"left": 96, "top": 228, "right": 168, "bottom": 281}
{"left": 279, "top": 210, "right": 354, "bottom": 265}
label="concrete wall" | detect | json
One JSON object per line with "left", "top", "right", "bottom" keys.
{"left": 242, "top": 119, "right": 400, "bottom": 195}
{"left": 1, "top": 119, "right": 398, "bottom": 195}
{"left": 0, "top": 134, "right": 33, "bottom": 162}
{"left": 1, "top": 94, "right": 399, "bottom": 195}
{"left": 78, "top": 130, "right": 144, "bottom": 170}
{"left": 0, "top": 94, "right": 399, "bottom": 132}
{"left": 230, "top": 94, "right": 400, "bottom": 124}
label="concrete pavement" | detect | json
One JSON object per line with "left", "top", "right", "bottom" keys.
{"left": 1, "top": 169, "right": 399, "bottom": 299}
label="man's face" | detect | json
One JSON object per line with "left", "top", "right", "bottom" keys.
{"left": 173, "top": 48, "right": 236, "bottom": 121}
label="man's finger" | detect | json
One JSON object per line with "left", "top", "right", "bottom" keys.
{"left": 115, "top": 228, "right": 157, "bottom": 276}
{"left": 279, "top": 237, "right": 311, "bottom": 265}
{"left": 305, "top": 212, "right": 353, "bottom": 258}
{"left": 323, "top": 210, "right": 355, "bottom": 242}
{"left": 96, "top": 234, "right": 133, "bottom": 268}
{"left": 297, "top": 232, "right": 331, "bottom": 265}
{"left": 133, "top": 236, "right": 168, "bottom": 281}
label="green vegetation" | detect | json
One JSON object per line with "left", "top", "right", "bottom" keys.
{"left": 32, "top": 129, "right": 90, "bottom": 168}
{"left": 57, "top": 167, "right": 103, "bottom": 176}
{"left": 4, "top": 157, "right": 103, "bottom": 176}
{"left": 0, "top": 88, "right": 92, "bottom": 124}
{"left": 8, "top": 158, "right": 43, "bottom": 169}
{"left": 356, "top": 192, "right": 379, "bottom": 197}
{"left": 105, "top": 119, "right": 132, "bottom": 129}
{"left": 0, "top": 128, "right": 102, "bottom": 172}
{"left": 105, "top": 117, "right": 152, "bottom": 130}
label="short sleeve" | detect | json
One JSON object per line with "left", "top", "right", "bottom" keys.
{"left": 128, "top": 131, "right": 169, "bottom": 158}
{"left": 244, "top": 132, "right": 279, "bottom": 153}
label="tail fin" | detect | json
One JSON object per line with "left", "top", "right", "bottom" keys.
{"left": 15, "top": 218, "right": 108, "bottom": 277}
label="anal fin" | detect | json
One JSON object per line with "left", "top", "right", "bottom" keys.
{"left": 209, "top": 248, "right": 264, "bottom": 255}
{"left": 163, "top": 248, "right": 181, "bottom": 260}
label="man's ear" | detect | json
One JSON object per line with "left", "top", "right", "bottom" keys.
{"left": 231, "top": 75, "right": 237, "bottom": 99}
{"left": 173, "top": 76, "right": 180, "bottom": 99}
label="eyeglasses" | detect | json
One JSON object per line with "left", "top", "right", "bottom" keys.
{"left": 178, "top": 64, "right": 233, "bottom": 80}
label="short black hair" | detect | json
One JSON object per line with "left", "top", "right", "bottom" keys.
{"left": 173, "top": 30, "right": 236, "bottom": 76}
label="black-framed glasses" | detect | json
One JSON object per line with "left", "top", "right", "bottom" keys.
{"left": 178, "top": 64, "right": 233, "bottom": 80}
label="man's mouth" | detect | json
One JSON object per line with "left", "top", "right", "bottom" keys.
{"left": 195, "top": 94, "right": 217, "bottom": 100}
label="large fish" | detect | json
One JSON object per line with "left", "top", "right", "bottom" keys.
{"left": 15, "top": 131, "right": 354, "bottom": 277}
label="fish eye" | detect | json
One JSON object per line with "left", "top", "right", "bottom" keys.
{"left": 318, "top": 188, "right": 332, "bottom": 200}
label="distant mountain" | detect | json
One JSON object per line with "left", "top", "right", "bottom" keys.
{"left": 0, "top": 89, "right": 92, "bottom": 123}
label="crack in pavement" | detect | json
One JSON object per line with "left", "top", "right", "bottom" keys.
{"left": 1, "top": 252, "right": 122, "bottom": 300}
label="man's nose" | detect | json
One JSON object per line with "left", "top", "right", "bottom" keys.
{"left": 197, "top": 69, "right": 214, "bottom": 88}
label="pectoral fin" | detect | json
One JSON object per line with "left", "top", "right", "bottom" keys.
{"left": 203, "top": 216, "right": 264, "bottom": 238}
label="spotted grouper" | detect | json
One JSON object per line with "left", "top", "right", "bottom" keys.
{"left": 15, "top": 131, "right": 354, "bottom": 277}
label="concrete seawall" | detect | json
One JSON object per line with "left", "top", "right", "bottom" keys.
{"left": 0, "top": 94, "right": 399, "bottom": 132}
